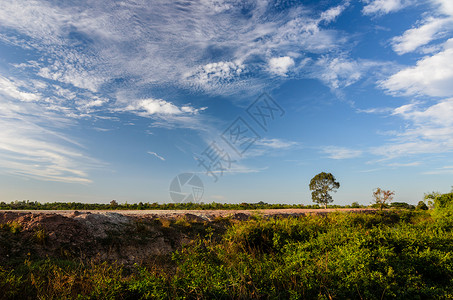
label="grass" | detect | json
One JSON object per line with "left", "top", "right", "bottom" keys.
{"left": 1, "top": 210, "right": 452, "bottom": 299}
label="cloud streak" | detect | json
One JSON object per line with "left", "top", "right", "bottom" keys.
{"left": 322, "top": 146, "right": 363, "bottom": 159}
{"left": 148, "top": 151, "right": 166, "bottom": 161}
{"left": 0, "top": 98, "right": 98, "bottom": 183}
{"left": 371, "top": 98, "right": 453, "bottom": 158}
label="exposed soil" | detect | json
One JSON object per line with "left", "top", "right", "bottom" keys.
{"left": 0, "top": 209, "right": 373, "bottom": 266}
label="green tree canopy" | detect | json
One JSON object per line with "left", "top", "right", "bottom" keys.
{"left": 309, "top": 172, "right": 340, "bottom": 209}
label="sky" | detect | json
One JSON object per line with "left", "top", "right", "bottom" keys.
{"left": 0, "top": 0, "right": 453, "bottom": 206}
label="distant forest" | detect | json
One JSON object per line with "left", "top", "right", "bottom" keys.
{"left": 0, "top": 200, "right": 421, "bottom": 210}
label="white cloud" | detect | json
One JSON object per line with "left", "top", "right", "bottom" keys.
{"left": 80, "top": 96, "right": 109, "bottom": 109}
{"left": 268, "top": 56, "right": 295, "bottom": 76}
{"left": 37, "top": 61, "right": 105, "bottom": 93}
{"left": 314, "top": 57, "right": 363, "bottom": 89}
{"left": 433, "top": 0, "right": 453, "bottom": 17}
{"left": 391, "top": 17, "right": 453, "bottom": 54}
{"left": 124, "top": 98, "right": 205, "bottom": 117}
{"left": 147, "top": 151, "right": 166, "bottom": 161}
{"left": 184, "top": 61, "right": 248, "bottom": 93}
{"left": 357, "top": 107, "right": 394, "bottom": 114}
{"left": 0, "top": 0, "right": 69, "bottom": 44}
{"left": 320, "top": 3, "right": 349, "bottom": 23}
{"left": 362, "top": 0, "right": 413, "bottom": 16}
{"left": 0, "top": 99, "right": 97, "bottom": 183}
{"left": 392, "top": 99, "right": 453, "bottom": 126}
{"left": 371, "top": 98, "right": 453, "bottom": 158}
{"left": 322, "top": 146, "right": 363, "bottom": 159}
{"left": 382, "top": 38, "right": 453, "bottom": 97}
{"left": 138, "top": 99, "right": 183, "bottom": 115}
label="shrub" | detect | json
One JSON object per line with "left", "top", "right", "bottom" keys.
{"left": 416, "top": 201, "right": 428, "bottom": 210}
{"left": 351, "top": 201, "right": 361, "bottom": 208}
{"left": 0, "top": 221, "right": 22, "bottom": 234}
{"left": 390, "top": 202, "right": 415, "bottom": 210}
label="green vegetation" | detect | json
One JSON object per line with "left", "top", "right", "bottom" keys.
{"left": 2, "top": 208, "right": 453, "bottom": 299}
{"left": 425, "top": 191, "right": 453, "bottom": 228}
{"left": 416, "top": 201, "right": 429, "bottom": 210}
{"left": 0, "top": 221, "right": 22, "bottom": 234}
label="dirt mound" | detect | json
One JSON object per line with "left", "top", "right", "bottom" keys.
{"left": 0, "top": 211, "right": 188, "bottom": 265}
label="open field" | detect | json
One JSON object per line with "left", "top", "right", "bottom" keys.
{"left": 1, "top": 207, "right": 453, "bottom": 299}
{"left": 0, "top": 207, "right": 374, "bottom": 218}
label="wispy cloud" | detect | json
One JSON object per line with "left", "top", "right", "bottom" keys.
{"left": 423, "top": 165, "right": 453, "bottom": 175}
{"left": 147, "top": 151, "right": 166, "bottom": 161}
{"left": 387, "top": 161, "right": 421, "bottom": 167}
{"left": 356, "top": 107, "right": 394, "bottom": 114}
{"left": 322, "top": 146, "right": 363, "bottom": 159}
{"left": 370, "top": 98, "right": 453, "bottom": 158}
{"left": 255, "top": 138, "right": 298, "bottom": 149}
{"left": 391, "top": 17, "right": 453, "bottom": 55}
{"left": 313, "top": 56, "right": 363, "bottom": 89}
{"left": 0, "top": 98, "right": 99, "bottom": 183}
{"left": 196, "top": 165, "right": 268, "bottom": 176}
{"left": 0, "top": 75, "right": 41, "bottom": 102}
{"left": 0, "top": 0, "right": 354, "bottom": 101}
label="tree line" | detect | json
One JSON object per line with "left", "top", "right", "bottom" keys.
{"left": 0, "top": 171, "right": 443, "bottom": 210}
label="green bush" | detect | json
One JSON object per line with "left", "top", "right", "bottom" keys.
{"left": 426, "top": 192, "right": 453, "bottom": 228}
{"left": 416, "top": 201, "right": 428, "bottom": 210}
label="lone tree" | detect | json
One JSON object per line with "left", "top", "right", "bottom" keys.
{"left": 309, "top": 172, "right": 340, "bottom": 209}
{"left": 372, "top": 188, "right": 394, "bottom": 210}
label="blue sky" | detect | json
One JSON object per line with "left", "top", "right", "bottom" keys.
{"left": 0, "top": 0, "right": 453, "bottom": 205}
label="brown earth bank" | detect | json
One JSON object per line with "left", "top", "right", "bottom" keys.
{"left": 0, "top": 208, "right": 374, "bottom": 266}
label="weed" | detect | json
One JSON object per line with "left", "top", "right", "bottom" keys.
{"left": 158, "top": 218, "right": 171, "bottom": 228}
{"left": 0, "top": 221, "right": 22, "bottom": 234}
{"left": 34, "top": 228, "right": 47, "bottom": 244}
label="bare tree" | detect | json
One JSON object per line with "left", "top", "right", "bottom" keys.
{"left": 372, "top": 188, "right": 394, "bottom": 210}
